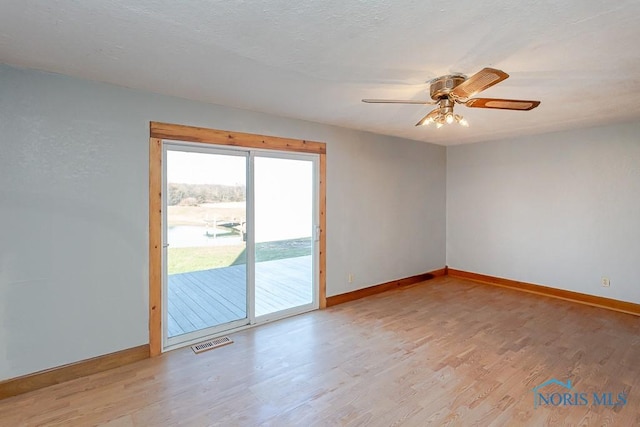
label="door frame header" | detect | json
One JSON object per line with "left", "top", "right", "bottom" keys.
{"left": 150, "top": 122, "right": 326, "bottom": 154}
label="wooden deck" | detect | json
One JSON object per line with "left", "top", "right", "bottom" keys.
{"left": 167, "top": 255, "right": 313, "bottom": 337}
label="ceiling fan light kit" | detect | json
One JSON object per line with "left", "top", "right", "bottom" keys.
{"left": 362, "top": 67, "right": 540, "bottom": 129}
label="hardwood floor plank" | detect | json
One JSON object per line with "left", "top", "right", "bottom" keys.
{"left": 2, "top": 276, "right": 639, "bottom": 425}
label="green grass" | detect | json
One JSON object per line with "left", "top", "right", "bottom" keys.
{"left": 168, "top": 245, "right": 245, "bottom": 274}
{"left": 168, "top": 237, "right": 312, "bottom": 275}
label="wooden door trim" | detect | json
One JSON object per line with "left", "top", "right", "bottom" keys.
{"left": 149, "top": 122, "right": 327, "bottom": 356}
{"left": 149, "top": 137, "right": 162, "bottom": 356}
{"left": 150, "top": 122, "right": 326, "bottom": 154}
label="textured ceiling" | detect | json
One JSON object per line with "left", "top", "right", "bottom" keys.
{"left": 1, "top": 1, "right": 640, "bottom": 145}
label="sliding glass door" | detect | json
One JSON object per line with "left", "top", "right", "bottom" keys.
{"left": 164, "top": 147, "right": 249, "bottom": 347}
{"left": 254, "top": 155, "right": 316, "bottom": 320}
{"left": 163, "top": 143, "right": 318, "bottom": 349}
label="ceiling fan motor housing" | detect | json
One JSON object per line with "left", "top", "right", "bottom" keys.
{"left": 430, "top": 75, "right": 466, "bottom": 100}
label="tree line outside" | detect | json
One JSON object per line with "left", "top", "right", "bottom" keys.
{"left": 168, "top": 183, "right": 245, "bottom": 206}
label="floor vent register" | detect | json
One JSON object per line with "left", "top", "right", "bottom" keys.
{"left": 191, "top": 336, "right": 233, "bottom": 354}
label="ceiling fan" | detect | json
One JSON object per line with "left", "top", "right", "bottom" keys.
{"left": 362, "top": 67, "right": 540, "bottom": 128}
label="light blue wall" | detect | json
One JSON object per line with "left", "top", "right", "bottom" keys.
{"left": 4, "top": 62, "right": 637, "bottom": 382}
{"left": 447, "top": 123, "right": 640, "bottom": 303}
{"left": 0, "top": 64, "right": 446, "bottom": 380}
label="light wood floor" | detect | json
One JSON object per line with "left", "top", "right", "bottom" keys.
{"left": 2, "top": 276, "right": 639, "bottom": 426}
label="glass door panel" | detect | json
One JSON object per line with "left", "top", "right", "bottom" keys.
{"left": 165, "top": 148, "right": 248, "bottom": 342}
{"left": 254, "top": 156, "right": 315, "bottom": 318}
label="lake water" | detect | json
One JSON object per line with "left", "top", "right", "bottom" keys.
{"left": 167, "top": 225, "right": 242, "bottom": 248}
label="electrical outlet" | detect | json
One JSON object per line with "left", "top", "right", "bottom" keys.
{"left": 348, "top": 273, "right": 354, "bottom": 283}
{"left": 601, "top": 277, "right": 610, "bottom": 287}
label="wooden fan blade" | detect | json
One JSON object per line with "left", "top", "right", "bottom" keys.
{"left": 362, "top": 99, "right": 436, "bottom": 104}
{"left": 451, "top": 68, "right": 509, "bottom": 100}
{"left": 465, "top": 98, "right": 540, "bottom": 111}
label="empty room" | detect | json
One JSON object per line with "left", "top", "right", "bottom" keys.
{"left": 1, "top": 1, "right": 639, "bottom": 425}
